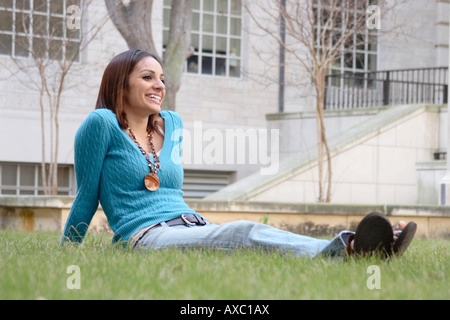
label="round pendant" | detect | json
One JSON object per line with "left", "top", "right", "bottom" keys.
{"left": 144, "top": 173, "right": 160, "bottom": 191}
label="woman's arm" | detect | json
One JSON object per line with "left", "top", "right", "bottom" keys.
{"left": 60, "top": 111, "right": 111, "bottom": 244}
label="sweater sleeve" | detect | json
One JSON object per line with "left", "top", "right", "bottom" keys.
{"left": 60, "top": 111, "right": 111, "bottom": 244}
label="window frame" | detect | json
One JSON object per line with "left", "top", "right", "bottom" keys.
{"left": 163, "top": 0, "right": 243, "bottom": 78}
{"left": 0, "top": 162, "right": 76, "bottom": 196}
{"left": 313, "top": 0, "right": 378, "bottom": 79}
{"left": 0, "top": 0, "right": 82, "bottom": 62}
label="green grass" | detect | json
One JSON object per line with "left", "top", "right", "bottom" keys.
{"left": 0, "top": 230, "right": 449, "bottom": 300}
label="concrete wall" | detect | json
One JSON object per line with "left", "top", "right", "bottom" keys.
{"left": 266, "top": 105, "right": 449, "bottom": 205}
{"left": 378, "top": 0, "right": 447, "bottom": 70}
{"left": 416, "top": 160, "right": 448, "bottom": 205}
{"left": 253, "top": 105, "right": 445, "bottom": 205}
{"left": 267, "top": 107, "right": 389, "bottom": 160}
{"left": 268, "top": 106, "right": 449, "bottom": 159}
{"left": 1, "top": 196, "right": 449, "bottom": 239}
{"left": 207, "top": 104, "right": 449, "bottom": 206}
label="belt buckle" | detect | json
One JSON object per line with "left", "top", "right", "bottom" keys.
{"left": 181, "top": 214, "right": 196, "bottom": 226}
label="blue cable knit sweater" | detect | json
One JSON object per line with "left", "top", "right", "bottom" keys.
{"left": 61, "top": 109, "right": 199, "bottom": 244}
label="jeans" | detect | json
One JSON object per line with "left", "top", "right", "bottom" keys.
{"left": 134, "top": 220, "right": 354, "bottom": 259}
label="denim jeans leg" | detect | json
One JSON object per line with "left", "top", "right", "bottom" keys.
{"left": 318, "top": 231, "right": 355, "bottom": 258}
{"left": 137, "top": 220, "right": 342, "bottom": 258}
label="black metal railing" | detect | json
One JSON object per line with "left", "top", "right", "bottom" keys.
{"left": 325, "top": 67, "right": 448, "bottom": 110}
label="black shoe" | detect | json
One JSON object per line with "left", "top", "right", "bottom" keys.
{"left": 347, "top": 212, "right": 394, "bottom": 258}
{"left": 393, "top": 222, "right": 417, "bottom": 255}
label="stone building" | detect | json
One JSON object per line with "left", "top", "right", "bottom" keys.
{"left": 0, "top": 0, "right": 448, "bottom": 205}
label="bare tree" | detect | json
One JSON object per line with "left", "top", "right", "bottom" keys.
{"left": 1, "top": 0, "right": 109, "bottom": 195}
{"left": 105, "top": 0, "right": 194, "bottom": 110}
{"left": 246, "top": 0, "right": 406, "bottom": 202}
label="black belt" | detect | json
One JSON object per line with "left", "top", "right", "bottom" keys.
{"left": 158, "top": 214, "right": 207, "bottom": 228}
{"left": 133, "top": 214, "right": 207, "bottom": 248}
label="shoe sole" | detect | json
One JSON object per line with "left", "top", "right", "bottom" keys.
{"left": 354, "top": 212, "right": 394, "bottom": 257}
{"left": 394, "top": 221, "right": 417, "bottom": 255}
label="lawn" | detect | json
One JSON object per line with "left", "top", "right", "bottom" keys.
{"left": 0, "top": 230, "right": 449, "bottom": 300}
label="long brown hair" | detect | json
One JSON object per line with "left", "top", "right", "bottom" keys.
{"left": 95, "top": 49, "right": 162, "bottom": 129}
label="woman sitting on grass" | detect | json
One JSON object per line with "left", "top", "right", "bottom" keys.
{"left": 61, "top": 49, "right": 416, "bottom": 259}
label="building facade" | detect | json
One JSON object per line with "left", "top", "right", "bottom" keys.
{"left": 0, "top": 0, "right": 448, "bottom": 203}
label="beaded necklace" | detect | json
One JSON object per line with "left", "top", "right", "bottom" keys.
{"left": 127, "top": 126, "right": 161, "bottom": 191}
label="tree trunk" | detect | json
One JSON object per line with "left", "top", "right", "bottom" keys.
{"left": 316, "top": 96, "right": 324, "bottom": 202}
{"left": 39, "top": 72, "right": 48, "bottom": 195}
{"left": 163, "top": 0, "right": 194, "bottom": 110}
{"left": 315, "top": 73, "right": 333, "bottom": 202}
{"left": 105, "top": 0, "right": 159, "bottom": 55}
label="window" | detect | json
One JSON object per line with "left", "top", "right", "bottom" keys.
{"left": 163, "top": 0, "right": 242, "bottom": 78}
{"left": 313, "top": 0, "right": 378, "bottom": 83}
{"left": 0, "top": 162, "right": 76, "bottom": 195}
{"left": 0, "top": 0, "right": 81, "bottom": 61}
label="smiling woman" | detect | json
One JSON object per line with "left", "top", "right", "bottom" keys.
{"left": 123, "top": 58, "right": 166, "bottom": 130}
{"left": 61, "top": 49, "right": 416, "bottom": 262}
{"left": 62, "top": 49, "right": 202, "bottom": 244}
{"left": 95, "top": 50, "right": 164, "bottom": 131}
